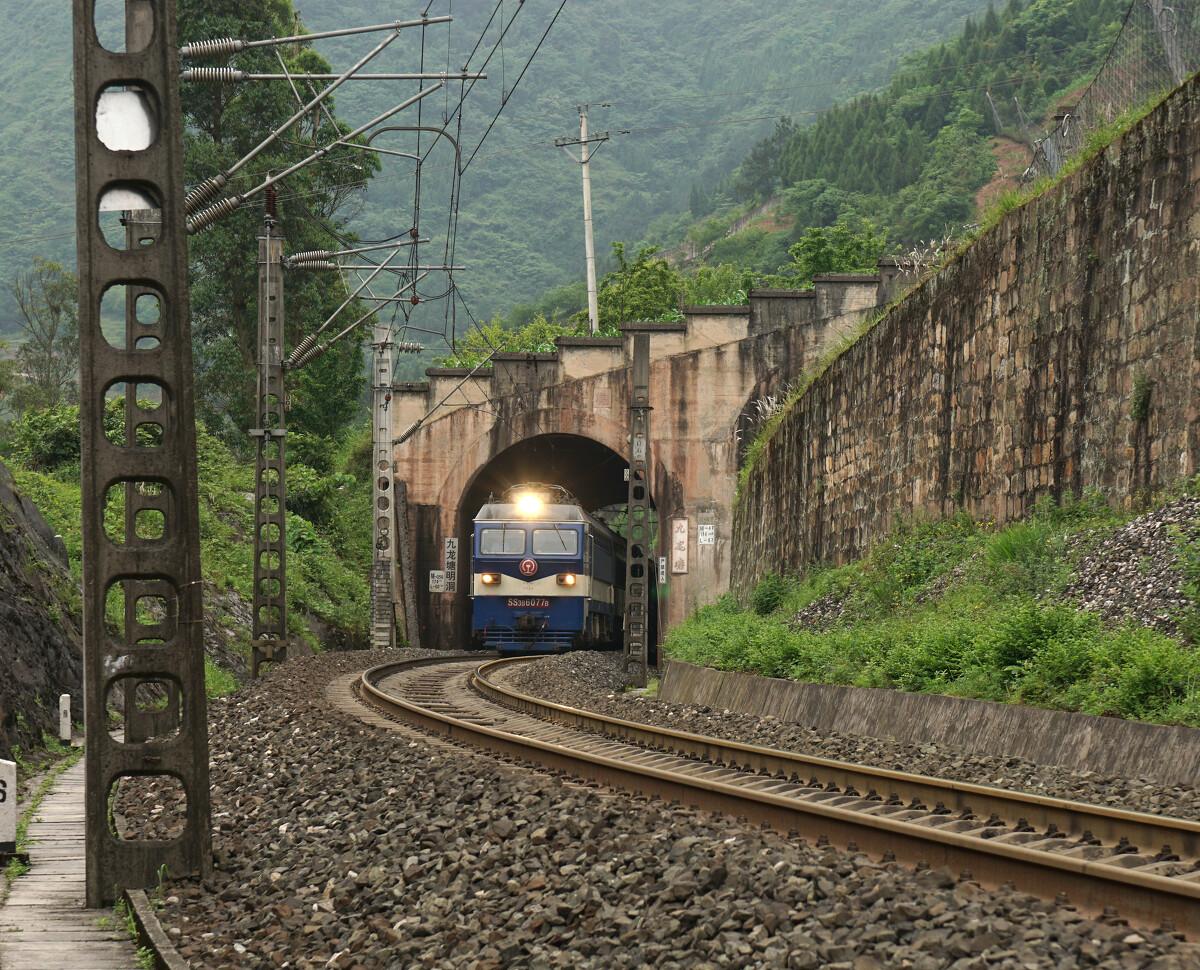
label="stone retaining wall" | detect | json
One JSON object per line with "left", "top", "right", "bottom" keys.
{"left": 662, "top": 660, "right": 1200, "bottom": 786}
{"left": 732, "top": 76, "right": 1200, "bottom": 594}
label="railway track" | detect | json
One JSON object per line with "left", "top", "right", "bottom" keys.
{"left": 357, "top": 655, "right": 1200, "bottom": 938}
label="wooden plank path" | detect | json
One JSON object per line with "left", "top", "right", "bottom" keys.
{"left": 0, "top": 759, "right": 140, "bottom": 970}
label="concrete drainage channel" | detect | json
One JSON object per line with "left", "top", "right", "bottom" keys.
{"left": 357, "top": 655, "right": 1200, "bottom": 940}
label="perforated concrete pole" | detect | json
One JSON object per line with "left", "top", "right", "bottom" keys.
{"left": 623, "top": 333, "right": 652, "bottom": 687}
{"left": 252, "top": 212, "right": 289, "bottom": 678}
{"left": 74, "top": 0, "right": 211, "bottom": 906}
{"left": 370, "top": 316, "right": 399, "bottom": 650}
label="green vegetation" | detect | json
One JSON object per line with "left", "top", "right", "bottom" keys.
{"left": 2, "top": 405, "right": 372, "bottom": 660}
{"left": 667, "top": 493, "right": 1200, "bottom": 727}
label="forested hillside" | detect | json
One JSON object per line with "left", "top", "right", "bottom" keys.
{"left": 0, "top": 0, "right": 995, "bottom": 339}
{"left": 679, "top": 0, "right": 1131, "bottom": 272}
{"left": 433, "top": 0, "right": 1142, "bottom": 356}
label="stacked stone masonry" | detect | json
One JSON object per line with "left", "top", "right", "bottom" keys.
{"left": 732, "top": 76, "right": 1200, "bottom": 596}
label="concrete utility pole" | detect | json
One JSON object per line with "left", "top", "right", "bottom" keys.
{"left": 251, "top": 198, "right": 289, "bottom": 678}
{"left": 123, "top": 208, "right": 180, "bottom": 743}
{"left": 556, "top": 106, "right": 611, "bottom": 335}
{"left": 623, "top": 333, "right": 652, "bottom": 687}
{"left": 73, "top": 0, "right": 211, "bottom": 905}
{"left": 370, "top": 312, "right": 400, "bottom": 650}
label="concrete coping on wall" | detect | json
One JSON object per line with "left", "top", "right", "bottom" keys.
{"left": 681, "top": 305, "right": 751, "bottom": 316}
{"left": 660, "top": 660, "right": 1200, "bottom": 787}
{"left": 491, "top": 352, "right": 559, "bottom": 363}
{"left": 555, "top": 336, "right": 624, "bottom": 348}
{"left": 394, "top": 381, "right": 431, "bottom": 393}
{"left": 618, "top": 321, "right": 688, "bottom": 333}
{"left": 811, "top": 273, "right": 883, "bottom": 284}
{"left": 424, "top": 367, "right": 494, "bottom": 378}
{"left": 749, "top": 288, "right": 815, "bottom": 300}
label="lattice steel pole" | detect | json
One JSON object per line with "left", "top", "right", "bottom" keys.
{"left": 251, "top": 206, "right": 289, "bottom": 678}
{"left": 74, "top": 0, "right": 211, "bottom": 906}
{"left": 371, "top": 318, "right": 398, "bottom": 650}
{"left": 623, "top": 333, "right": 652, "bottom": 687}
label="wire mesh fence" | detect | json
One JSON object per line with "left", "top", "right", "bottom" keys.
{"left": 1026, "top": 0, "right": 1200, "bottom": 180}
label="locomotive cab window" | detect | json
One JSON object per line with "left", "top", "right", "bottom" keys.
{"left": 532, "top": 529, "right": 579, "bottom": 556}
{"left": 479, "top": 528, "right": 526, "bottom": 556}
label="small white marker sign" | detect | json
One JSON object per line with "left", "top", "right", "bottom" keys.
{"left": 658, "top": 557, "right": 667, "bottom": 585}
{"left": 698, "top": 524, "right": 716, "bottom": 546}
{"left": 0, "top": 759, "right": 14, "bottom": 854}
{"left": 59, "top": 694, "right": 71, "bottom": 743}
{"left": 429, "top": 570, "right": 446, "bottom": 593}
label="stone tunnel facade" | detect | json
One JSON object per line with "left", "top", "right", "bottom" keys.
{"left": 390, "top": 272, "right": 907, "bottom": 649}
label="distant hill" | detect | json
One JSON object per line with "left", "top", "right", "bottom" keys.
{"left": 0, "top": 0, "right": 995, "bottom": 336}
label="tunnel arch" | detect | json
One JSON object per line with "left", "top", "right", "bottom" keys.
{"left": 450, "top": 432, "right": 656, "bottom": 651}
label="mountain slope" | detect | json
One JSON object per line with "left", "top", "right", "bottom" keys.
{"left": 0, "top": 0, "right": 995, "bottom": 337}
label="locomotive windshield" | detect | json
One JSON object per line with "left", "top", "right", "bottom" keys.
{"left": 532, "top": 529, "right": 579, "bottom": 556}
{"left": 478, "top": 528, "right": 526, "bottom": 556}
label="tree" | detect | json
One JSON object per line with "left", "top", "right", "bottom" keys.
{"left": 180, "top": 0, "right": 381, "bottom": 445}
{"left": 6, "top": 258, "right": 79, "bottom": 412}
{"left": 774, "top": 217, "right": 888, "bottom": 285}
{"left": 592, "top": 244, "right": 684, "bottom": 327}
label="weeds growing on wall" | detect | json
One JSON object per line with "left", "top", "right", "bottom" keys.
{"left": 667, "top": 492, "right": 1200, "bottom": 727}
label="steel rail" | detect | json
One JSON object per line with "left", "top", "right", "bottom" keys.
{"left": 358, "top": 657, "right": 1200, "bottom": 938}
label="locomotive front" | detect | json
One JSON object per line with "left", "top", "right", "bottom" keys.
{"left": 470, "top": 485, "right": 622, "bottom": 654}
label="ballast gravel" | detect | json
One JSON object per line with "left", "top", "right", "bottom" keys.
{"left": 119, "top": 651, "right": 1200, "bottom": 969}
{"left": 506, "top": 652, "right": 1200, "bottom": 821}
{"left": 1064, "top": 497, "right": 1200, "bottom": 638}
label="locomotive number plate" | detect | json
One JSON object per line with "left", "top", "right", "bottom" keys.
{"left": 507, "top": 598, "right": 551, "bottom": 609}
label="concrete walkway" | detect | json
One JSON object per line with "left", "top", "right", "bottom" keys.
{"left": 0, "top": 759, "right": 140, "bottom": 969}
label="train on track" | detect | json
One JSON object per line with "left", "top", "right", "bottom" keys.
{"left": 470, "top": 484, "right": 625, "bottom": 654}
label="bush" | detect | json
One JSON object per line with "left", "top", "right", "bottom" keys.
{"left": 751, "top": 572, "right": 790, "bottom": 615}
{"left": 7, "top": 405, "right": 81, "bottom": 471}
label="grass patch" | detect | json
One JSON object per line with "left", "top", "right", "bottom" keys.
{"left": 667, "top": 493, "right": 1200, "bottom": 727}
{"left": 204, "top": 656, "right": 239, "bottom": 699}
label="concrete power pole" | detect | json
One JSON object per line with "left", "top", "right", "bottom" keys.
{"left": 74, "top": 0, "right": 211, "bottom": 905}
{"left": 556, "top": 106, "right": 611, "bottom": 335}
{"left": 623, "top": 332, "right": 652, "bottom": 687}
{"left": 251, "top": 199, "right": 289, "bottom": 678}
{"left": 370, "top": 315, "right": 399, "bottom": 650}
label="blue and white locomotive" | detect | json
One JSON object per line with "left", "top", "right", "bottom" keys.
{"left": 471, "top": 485, "right": 625, "bottom": 653}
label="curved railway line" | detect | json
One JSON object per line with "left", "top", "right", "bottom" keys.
{"left": 355, "top": 655, "right": 1200, "bottom": 939}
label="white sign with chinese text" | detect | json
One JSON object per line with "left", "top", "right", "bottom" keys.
{"left": 444, "top": 538, "right": 459, "bottom": 593}
{"left": 671, "top": 519, "right": 689, "bottom": 574}
{"left": 429, "top": 570, "right": 446, "bottom": 593}
{"left": 698, "top": 524, "right": 716, "bottom": 546}
{"left": 658, "top": 557, "right": 667, "bottom": 585}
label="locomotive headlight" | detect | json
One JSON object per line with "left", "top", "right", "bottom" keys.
{"left": 515, "top": 492, "right": 544, "bottom": 518}
{"left": 556, "top": 572, "right": 577, "bottom": 587}
{"left": 481, "top": 572, "right": 502, "bottom": 586}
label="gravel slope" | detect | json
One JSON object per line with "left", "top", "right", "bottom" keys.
{"left": 119, "top": 652, "right": 1200, "bottom": 969}
{"left": 505, "top": 653, "right": 1200, "bottom": 820}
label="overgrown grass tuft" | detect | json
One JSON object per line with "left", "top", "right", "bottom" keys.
{"left": 667, "top": 493, "right": 1200, "bottom": 727}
